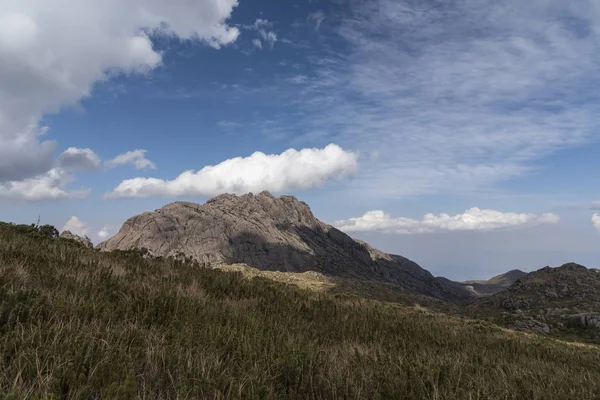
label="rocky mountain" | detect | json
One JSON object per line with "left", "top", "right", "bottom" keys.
{"left": 460, "top": 269, "right": 527, "bottom": 296}
{"left": 60, "top": 230, "right": 93, "bottom": 248}
{"left": 479, "top": 263, "right": 600, "bottom": 311}
{"left": 99, "top": 191, "right": 474, "bottom": 302}
{"left": 473, "top": 263, "right": 600, "bottom": 333}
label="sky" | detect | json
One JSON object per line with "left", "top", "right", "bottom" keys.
{"left": 1, "top": 0, "right": 599, "bottom": 280}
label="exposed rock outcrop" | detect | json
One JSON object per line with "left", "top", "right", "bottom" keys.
{"left": 567, "top": 313, "right": 600, "bottom": 330}
{"left": 481, "top": 263, "right": 600, "bottom": 312}
{"left": 60, "top": 230, "right": 93, "bottom": 248}
{"left": 472, "top": 263, "right": 600, "bottom": 334}
{"left": 99, "top": 191, "right": 474, "bottom": 302}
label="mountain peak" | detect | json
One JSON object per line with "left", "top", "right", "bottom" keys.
{"left": 477, "top": 262, "right": 600, "bottom": 313}
{"left": 99, "top": 192, "right": 474, "bottom": 302}
{"left": 558, "top": 262, "right": 588, "bottom": 271}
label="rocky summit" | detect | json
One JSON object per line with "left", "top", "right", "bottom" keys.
{"left": 479, "top": 263, "right": 600, "bottom": 312}
{"left": 60, "top": 230, "right": 93, "bottom": 248}
{"left": 472, "top": 263, "right": 600, "bottom": 334}
{"left": 99, "top": 191, "right": 473, "bottom": 302}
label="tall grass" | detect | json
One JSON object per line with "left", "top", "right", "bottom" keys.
{"left": 0, "top": 223, "right": 599, "bottom": 399}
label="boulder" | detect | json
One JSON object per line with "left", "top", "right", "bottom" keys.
{"left": 567, "top": 313, "right": 600, "bottom": 330}
{"left": 60, "top": 230, "right": 93, "bottom": 248}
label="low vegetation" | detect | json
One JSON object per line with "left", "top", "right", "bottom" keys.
{"left": 1, "top": 223, "right": 599, "bottom": 399}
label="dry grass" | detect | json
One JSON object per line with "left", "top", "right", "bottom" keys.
{"left": 1, "top": 222, "right": 599, "bottom": 399}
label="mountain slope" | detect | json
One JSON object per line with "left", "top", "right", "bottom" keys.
{"left": 99, "top": 191, "right": 473, "bottom": 302}
{"left": 479, "top": 263, "right": 600, "bottom": 312}
{"left": 472, "top": 263, "right": 600, "bottom": 336}
{"left": 2, "top": 222, "right": 600, "bottom": 399}
{"left": 460, "top": 269, "right": 527, "bottom": 296}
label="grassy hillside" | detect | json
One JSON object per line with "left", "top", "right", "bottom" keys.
{"left": 1, "top": 223, "right": 599, "bottom": 399}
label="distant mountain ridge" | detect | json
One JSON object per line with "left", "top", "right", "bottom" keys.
{"left": 472, "top": 263, "right": 600, "bottom": 334}
{"left": 99, "top": 191, "right": 474, "bottom": 302}
{"left": 460, "top": 269, "right": 527, "bottom": 296}
{"left": 478, "top": 263, "right": 600, "bottom": 312}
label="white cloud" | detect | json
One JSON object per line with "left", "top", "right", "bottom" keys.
{"left": 593, "top": 214, "right": 600, "bottom": 231}
{"left": 335, "top": 208, "right": 560, "bottom": 234}
{"left": 58, "top": 147, "right": 101, "bottom": 170}
{"left": 0, "top": 168, "right": 90, "bottom": 201}
{"left": 278, "top": 0, "right": 600, "bottom": 198}
{"left": 106, "top": 143, "right": 358, "bottom": 198}
{"left": 97, "top": 227, "right": 111, "bottom": 239}
{"left": 105, "top": 149, "right": 156, "bottom": 170}
{"left": 62, "top": 216, "right": 88, "bottom": 236}
{"left": 0, "top": 0, "right": 239, "bottom": 183}
{"left": 247, "top": 19, "right": 277, "bottom": 49}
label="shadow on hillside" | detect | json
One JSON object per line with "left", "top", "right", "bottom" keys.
{"left": 225, "top": 226, "right": 376, "bottom": 279}
{"left": 225, "top": 227, "right": 476, "bottom": 303}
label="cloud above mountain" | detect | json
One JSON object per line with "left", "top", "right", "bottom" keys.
{"left": 593, "top": 214, "right": 600, "bottom": 232}
{"left": 0, "top": 0, "right": 240, "bottom": 194}
{"left": 105, "top": 150, "right": 156, "bottom": 170}
{"left": 0, "top": 147, "right": 158, "bottom": 201}
{"left": 61, "top": 216, "right": 88, "bottom": 237}
{"left": 58, "top": 148, "right": 101, "bottom": 171}
{"left": 335, "top": 208, "right": 560, "bottom": 234}
{"left": 106, "top": 144, "right": 358, "bottom": 198}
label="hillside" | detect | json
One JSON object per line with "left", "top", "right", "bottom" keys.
{"left": 99, "top": 191, "right": 473, "bottom": 302}
{"left": 1, "top": 223, "right": 600, "bottom": 399}
{"left": 460, "top": 269, "right": 527, "bottom": 296}
{"left": 472, "top": 263, "right": 600, "bottom": 339}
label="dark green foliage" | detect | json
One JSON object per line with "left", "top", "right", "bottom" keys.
{"left": 38, "top": 224, "right": 60, "bottom": 239}
{"left": 0, "top": 224, "right": 599, "bottom": 399}
{"left": 0, "top": 222, "right": 59, "bottom": 239}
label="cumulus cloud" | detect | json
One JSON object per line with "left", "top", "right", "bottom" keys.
{"left": 106, "top": 144, "right": 358, "bottom": 198}
{"left": 252, "top": 39, "right": 263, "bottom": 49}
{"left": 0, "top": 147, "right": 161, "bottom": 201}
{"left": 105, "top": 149, "right": 156, "bottom": 170}
{"left": 58, "top": 147, "right": 101, "bottom": 171}
{"left": 0, "top": 0, "right": 240, "bottom": 183}
{"left": 62, "top": 216, "right": 88, "bottom": 236}
{"left": 335, "top": 208, "right": 560, "bottom": 234}
{"left": 97, "top": 227, "right": 111, "bottom": 239}
{"left": 593, "top": 214, "right": 600, "bottom": 231}
{"left": 0, "top": 168, "right": 90, "bottom": 201}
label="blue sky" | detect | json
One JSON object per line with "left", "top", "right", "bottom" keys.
{"left": 1, "top": 0, "right": 599, "bottom": 280}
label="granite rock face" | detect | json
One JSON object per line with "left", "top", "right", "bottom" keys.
{"left": 60, "top": 230, "right": 93, "bottom": 248}
{"left": 99, "top": 191, "right": 474, "bottom": 302}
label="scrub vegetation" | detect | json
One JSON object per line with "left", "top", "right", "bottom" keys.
{"left": 1, "top": 222, "right": 599, "bottom": 399}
